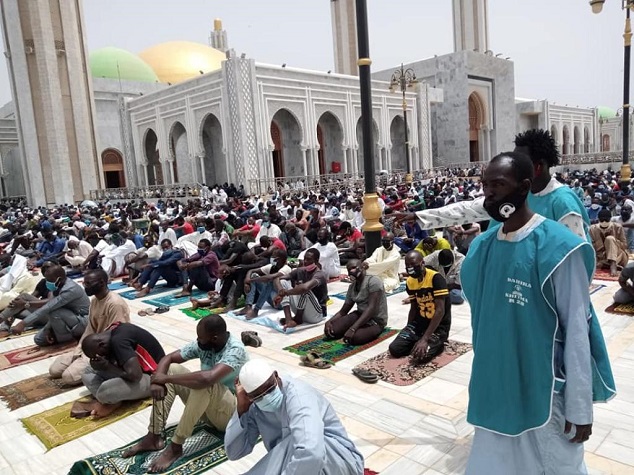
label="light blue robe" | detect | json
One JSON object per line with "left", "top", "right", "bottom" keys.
{"left": 225, "top": 376, "right": 364, "bottom": 475}
{"left": 461, "top": 215, "right": 616, "bottom": 474}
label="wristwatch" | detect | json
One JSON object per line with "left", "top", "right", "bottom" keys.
{"left": 24, "top": 302, "right": 30, "bottom": 309}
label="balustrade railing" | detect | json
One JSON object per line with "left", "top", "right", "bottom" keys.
{"left": 89, "top": 183, "right": 203, "bottom": 201}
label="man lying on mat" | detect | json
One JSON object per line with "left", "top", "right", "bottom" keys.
{"left": 81, "top": 322, "right": 165, "bottom": 417}
{"left": 225, "top": 359, "right": 364, "bottom": 475}
{"left": 324, "top": 259, "right": 388, "bottom": 345}
{"left": 49, "top": 269, "right": 130, "bottom": 385}
{"left": 121, "top": 314, "right": 248, "bottom": 473}
{"left": 388, "top": 250, "right": 451, "bottom": 364}
{"left": 274, "top": 248, "right": 329, "bottom": 331}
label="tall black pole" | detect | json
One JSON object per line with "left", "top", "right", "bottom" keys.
{"left": 356, "top": 0, "right": 382, "bottom": 256}
{"left": 622, "top": 5, "right": 632, "bottom": 186}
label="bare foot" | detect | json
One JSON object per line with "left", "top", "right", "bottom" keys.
{"left": 209, "top": 298, "right": 225, "bottom": 309}
{"left": 610, "top": 261, "right": 619, "bottom": 277}
{"left": 149, "top": 443, "right": 183, "bottom": 472}
{"left": 236, "top": 305, "right": 251, "bottom": 316}
{"left": 284, "top": 318, "right": 298, "bottom": 331}
{"left": 206, "top": 291, "right": 219, "bottom": 299}
{"left": 135, "top": 287, "right": 151, "bottom": 298}
{"left": 132, "top": 282, "right": 142, "bottom": 291}
{"left": 90, "top": 401, "right": 122, "bottom": 419}
{"left": 122, "top": 432, "right": 165, "bottom": 458}
{"left": 190, "top": 297, "right": 200, "bottom": 310}
{"left": 245, "top": 308, "right": 259, "bottom": 320}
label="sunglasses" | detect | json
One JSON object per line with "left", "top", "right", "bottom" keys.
{"left": 248, "top": 381, "right": 277, "bottom": 403}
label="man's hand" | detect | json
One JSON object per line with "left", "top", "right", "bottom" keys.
{"left": 11, "top": 320, "right": 25, "bottom": 335}
{"left": 411, "top": 337, "right": 429, "bottom": 362}
{"left": 278, "top": 288, "right": 288, "bottom": 298}
{"left": 324, "top": 319, "right": 335, "bottom": 338}
{"left": 343, "top": 328, "right": 356, "bottom": 343}
{"left": 361, "top": 262, "right": 369, "bottom": 270}
{"left": 151, "top": 373, "right": 168, "bottom": 386}
{"left": 394, "top": 212, "right": 417, "bottom": 223}
{"left": 9, "top": 298, "right": 25, "bottom": 310}
{"left": 90, "top": 354, "right": 110, "bottom": 372}
{"left": 235, "top": 379, "right": 252, "bottom": 415}
{"left": 150, "top": 383, "right": 166, "bottom": 401}
{"left": 565, "top": 421, "right": 592, "bottom": 443}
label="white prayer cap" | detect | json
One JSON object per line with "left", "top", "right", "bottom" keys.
{"left": 239, "top": 360, "right": 275, "bottom": 393}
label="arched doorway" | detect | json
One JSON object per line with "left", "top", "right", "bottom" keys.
{"left": 201, "top": 114, "right": 225, "bottom": 186}
{"left": 573, "top": 126, "right": 581, "bottom": 154}
{"left": 169, "top": 122, "right": 190, "bottom": 183}
{"left": 602, "top": 134, "right": 611, "bottom": 152}
{"left": 271, "top": 109, "right": 303, "bottom": 178}
{"left": 584, "top": 126, "right": 590, "bottom": 153}
{"left": 356, "top": 117, "right": 380, "bottom": 171}
{"left": 101, "top": 148, "right": 126, "bottom": 188}
{"left": 390, "top": 115, "right": 408, "bottom": 172}
{"left": 144, "top": 128, "right": 162, "bottom": 186}
{"left": 468, "top": 93, "right": 485, "bottom": 162}
{"left": 317, "top": 112, "right": 344, "bottom": 175}
{"left": 550, "top": 125, "right": 559, "bottom": 153}
{"left": 562, "top": 125, "right": 570, "bottom": 155}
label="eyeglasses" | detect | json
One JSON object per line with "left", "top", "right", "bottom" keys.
{"left": 248, "top": 381, "right": 277, "bottom": 403}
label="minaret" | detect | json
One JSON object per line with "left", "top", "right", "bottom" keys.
{"left": 0, "top": 0, "right": 100, "bottom": 206}
{"left": 209, "top": 18, "right": 228, "bottom": 53}
{"left": 452, "top": 0, "right": 489, "bottom": 53}
{"left": 330, "top": 0, "right": 358, "bottom": 76}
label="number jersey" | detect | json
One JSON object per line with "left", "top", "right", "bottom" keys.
{"left": 406, "top": 268, "right": 452, "bottom": 335}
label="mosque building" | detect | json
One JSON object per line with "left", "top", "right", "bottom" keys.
{"left": 0, "top": 0, "right": 619, "bottom": 206}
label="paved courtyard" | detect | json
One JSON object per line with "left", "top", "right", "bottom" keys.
{"left": 0, "top": 274, "right": 632, "bottom": 475}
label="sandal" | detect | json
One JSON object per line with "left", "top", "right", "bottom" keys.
{"left": 300, "top": 352, "right": 332, "bottom": 369}
{"left": 155, "top": 306, "right": 170, "bottom": 314}
{"left": 241, "top": 331, "right": 262, "bottom": 348}
{"left": 137, "top": 308, "right": 155, "bottom": 317}
{"left": 352, "top": 367, "right": 379, "bottom": 384}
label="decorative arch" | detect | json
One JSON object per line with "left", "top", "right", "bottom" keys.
{"left": 602, "top": 134, "right": 611, "bottom": 152}
{"left": 143, "top": 128, "right": 162, "bottom": 185}
{"left": 550, "top": 125, "right": 558, "bottom": 147}
{"left": 562, "top": 125, "right": 571, "bottom": 155}
{"left": 584, "top": 126, "right": 590, "bottom": 153}
{"left": 271, "top": 109, "right": 303, "bottom": 178}
{"left": 101, "top": 148, "right": 126, "bottom": 189}
{"left": 355, "top": 116, "right": 380, "bottom": 171}
{"left": 390, "top": 115, "right": 409, "bottom": 172}
{"left": 573, "top": 126, "right": 581, "bottom": 154}
{"left": 268, "top": 105, "right": 305, "bottom": 146}
{"left": 200, "top": 113, "right": 225, "bottom": 186}
{"left": 468, "top": 92, "right": 486, "bottom": 162}
{"left": 317, "top": 111, "right": 344, "bottom": 175}
{"left": 168, "top": 121, "right": 189, "bottom": 183}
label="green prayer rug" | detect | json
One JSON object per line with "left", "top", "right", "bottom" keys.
{"left": 283, "top": 327, "right": 398, "bottom": 363}
{"left": 68, "top": 422, "right": 228, "bottom": 475}
{"left": 180, "top": 297, "right": 246, "bottom": 320}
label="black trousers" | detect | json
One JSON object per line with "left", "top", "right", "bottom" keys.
{"left": 388, "top": 322, "right": 448, "bottom": 359}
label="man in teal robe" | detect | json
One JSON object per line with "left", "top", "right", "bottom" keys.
{"left": 461, "top": 152, "right": 615, "bottom": 474}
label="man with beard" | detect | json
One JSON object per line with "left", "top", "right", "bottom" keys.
{"left": 361, "top": 232, "right": 401, "bottom": 292}
{"left": 461, "top": 152, "right": 615, "bottom": 474}
{"left": 397, "top": 129, "right": 590, "bottom": 240}
{"left": 49, "top": 269, "right": 130, "bottom": 385}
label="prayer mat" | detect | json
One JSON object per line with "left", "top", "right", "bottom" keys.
{"left": 179, "top": 296, "right": 247, "bottom": 320}
{"left": 119, "top": 284, "right": 175, "bottom": 301}
{"left": 0, "top": 374, "right": 73, "bottom": 411}
{"left": 0, "top": 328, "right": 38, "bottom": 342}
{"left": 589, "top": 283, "right": 606, "bottom": 296}
{"left": 108, "top": 281, "right": 128, "bottom": 291}
{"left": 142, "top": 288, "right": 207, "bottom": 308}
{"left": 0, "top": 342, "right": 76, "bottom": 371}
{"left": 68, "top": 422, "right": 228, "bottom": 475}
{"left": 353, "top": 340, "right": 473, "bottom": 386}
{"left": 225, "top": 309, "right": 331, "bottom": 334}
{"left": 593, "top": 268, "right": 620, "bottom": 281}
{"left": 364, "top": 470, "right": 379, "bottom": 475}
{"left": 332, "top": 282, "right": 406, "bottom": 301}
{"left": 284, "top": 328, "right": 398, "bottom": 363}
{"left": 605, "top": 302, "right": 634, "bottom": 316}
{"left": 21, "top": 396, "right": 152, "bottom": 450}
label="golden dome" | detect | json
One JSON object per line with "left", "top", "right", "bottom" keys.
{"left": 138, "top": 41, "right": 225, "bottom": 84}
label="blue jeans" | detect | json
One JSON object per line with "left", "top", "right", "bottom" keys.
{"left": 394, "top": 237, "right": 420, "bottom": 253}
{"left": 450, "top": 289, "right": 464, "bottom": 305}
{"left": 246, "top": 279, "right": 281, "bottom": 311}
{"left": 139, "top": 264, "right": 181, "bottom": 289}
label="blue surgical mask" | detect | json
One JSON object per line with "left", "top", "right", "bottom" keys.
{"left": 255, "top": 386, "right": 284, "bottom": 412}
{"left": 270, "top": 258, "right": 276, "bottom": 265}
{"left": 262, "top": 221, "right": 270, "bottom": 228}
{"left": 197, "top": 226, "right": 205, "bottom": 234}
{"left": 45, "top": 280, "right": 57, "bottom": 292}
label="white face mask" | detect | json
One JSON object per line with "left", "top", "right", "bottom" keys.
{"left": 255, "top": 386, "right": 284, "bottom": 412}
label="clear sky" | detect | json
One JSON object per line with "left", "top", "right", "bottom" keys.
{"left": 0, "top": 0, "right": 630, "bottom": 110}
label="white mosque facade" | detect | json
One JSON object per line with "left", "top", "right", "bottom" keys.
{"left": 0, "top": 1, "right": 624, "bottom": 206}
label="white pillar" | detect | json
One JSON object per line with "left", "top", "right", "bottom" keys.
{"left": 302, "top": 148, "right": 308, "bottom": 177}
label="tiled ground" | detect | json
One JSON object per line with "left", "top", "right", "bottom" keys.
{"left": 0, "top": 274, "right": 632, "bottom": 475}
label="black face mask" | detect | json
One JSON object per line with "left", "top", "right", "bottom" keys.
{"left": 483, "top": 187, "right": 527, "bottom": 222}
{"left": 406, "top": 265, "right": 423, "bottom": 278}
{"left": 198, "top": 340, "right": 215, "bottom": 352}
{"left": 382, "top": 241, "right": 393, "bottom": 251}
{"left": 622, "top": 212, "right": 632, "bottom": 222}
{"left": 84, "top": 284, "right": 100, "bottom": 296}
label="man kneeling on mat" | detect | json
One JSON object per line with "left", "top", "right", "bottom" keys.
{"left": 81, "top": 322, "right": 165, "bottom": 417}
{"left": 121, "top": 315, "right": 248, "bottom": 473}
{"left": 388, "top": 250, "right": 451, "bottom": 364}
{"left": 324, "top": 259, "right": 388, "bottom": 345}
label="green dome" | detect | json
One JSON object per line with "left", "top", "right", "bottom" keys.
{"left": 89, "top": 47, "right": 159, "bottom": 83}
{"left": 598, "top": 106, "right": 617, "bottom": 119}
